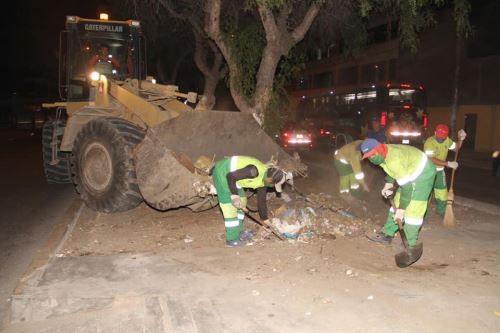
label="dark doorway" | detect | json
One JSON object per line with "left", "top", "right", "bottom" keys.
{"left": 463, "top": 113, "right": 477, "bottom": 149}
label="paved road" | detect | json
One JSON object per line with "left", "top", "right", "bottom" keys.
{"left": 0, "top": 130, "right": 76, "bottom": 329}
{"left": 298, "top": 148, "right": 500, "bottom": 205}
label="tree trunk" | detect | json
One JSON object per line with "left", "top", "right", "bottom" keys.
{"left": 450, "top": 35, "right": 462, "bottom": 137}
{"left": 195, "top": 75, "right": 217, "bottom": 110}
{"left": 204, "top": 0, "right": 319, "bottom": 124}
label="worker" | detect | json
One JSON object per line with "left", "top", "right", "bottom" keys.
{"left": 334, "top": 140, "right": 369, "bottom": 197}
{"left": 424, "top": 124, "right": 466, "bottom": 216}
{"left": 211, "top": 156, "right": 292, "bottom": 247}
{"left": 361, "top": 139, "right": 436, "bottom": 247}
{"left": 88, "top": 44, "right": 120, "bottom": 76}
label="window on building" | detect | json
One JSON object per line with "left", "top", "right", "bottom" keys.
{"left": 296, "top": 76, "right": 311, "bottom": 90}
{"left": 313, "top": 72, "right": 333, "bottom": 88}
{"left": 338, "top": 66, "right": 357, "bottom": 85}
{"left": 388, "top": 59, "right": 397, "bottom": 81}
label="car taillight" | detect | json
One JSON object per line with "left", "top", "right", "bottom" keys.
{"left": 320, "top": 128, "right": 325, "bottom": 135}
{"left": 423, "top": 114, "right": 428, "bottom": 129}
{"left": 403, "top": 104, "right": 411, "bottom": 109}
{"left": 284, "top": 132, "right": 289, "bottom": 137}
{"left": 380, "top": 112, "right": 387, "bottom": 126}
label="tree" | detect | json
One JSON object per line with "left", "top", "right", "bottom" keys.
{"left": 204, "top": 0, "right": 471, "bottom": 125}
{"left": 205, "top": 0, "right": 321, "bottom": 124}
{"left": 127, "top": 0, "right": 226, "bottom": 110}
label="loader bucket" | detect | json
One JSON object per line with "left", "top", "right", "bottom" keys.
{"left": 134, "top": 110, "right": 306, "bottom": 211}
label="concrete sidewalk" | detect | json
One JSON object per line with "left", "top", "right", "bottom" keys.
{"left": 4, "top": 253, "right": 318, "bottom": 333}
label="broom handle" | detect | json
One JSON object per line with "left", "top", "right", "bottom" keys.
{"left": 449, "top": 139, "right": 463, "bottom": 191}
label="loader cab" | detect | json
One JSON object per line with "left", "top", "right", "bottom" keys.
{"left": 59, "top": 16, "right": 146, "bottom": 101}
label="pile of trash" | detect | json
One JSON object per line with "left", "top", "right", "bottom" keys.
{"left": 265, "top": 193, "right": 367, "bottom": 242}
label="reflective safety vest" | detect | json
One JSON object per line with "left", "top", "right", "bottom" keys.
{"left": 334, "top": 140, "right": 364, "bottom": 180}
{"left": 424, "top": 136, "right": 456, "bottom": 171}
{"left": 381, "top": 145, "right": 429, "bottom": 186}
{"left": 228, "top": 156, "right": 268, "bottom": 189}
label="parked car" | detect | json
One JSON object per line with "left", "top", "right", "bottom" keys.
{"left": 316, "top": 126, "right": 336, "bottom": 148}
{"left": 493, "top": 150, "right": 500, "bottom": 178}
{"left": 280, "top": 123, "right": 313, "bottom": 150}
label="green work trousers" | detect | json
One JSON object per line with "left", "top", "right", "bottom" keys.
{"left": 382, "top": 162, "right": 435, "bottom": 246}
{"left": 334, "top": 159, "right": 360, "bottom": 194}
{"left": 212, "top": 160, "right": 247, "bottom": 241}
{"left": 432, "top": 169, "right": 447, "bottom": 216}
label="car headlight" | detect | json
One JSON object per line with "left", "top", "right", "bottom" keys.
{"left": 493, "top": 151, "right": 500, "bottom": 158}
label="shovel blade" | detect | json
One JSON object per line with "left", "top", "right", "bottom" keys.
{"left": 395, "top": 242, "right": 423, "bottom": 268}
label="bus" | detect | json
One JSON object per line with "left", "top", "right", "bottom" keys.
{"left": 296, "top": 82, "right": 428, "bottom": 146}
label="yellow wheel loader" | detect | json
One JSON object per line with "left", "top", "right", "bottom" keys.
{"left": 43, "top": 15, "right": 304, "bottom": 214}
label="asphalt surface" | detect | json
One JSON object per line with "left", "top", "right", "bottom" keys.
{"left": 0, "top": 130, "right": 76, "bottom": 329}
{"left": 298, "top": 147, "right": 500, "bottom": 206}
{"left": 0, "top": 129, "right": 498, "bottom": 332}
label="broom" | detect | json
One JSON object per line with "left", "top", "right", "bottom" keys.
{"left": 443, "top": 140, "right": 463, "bottom": 227}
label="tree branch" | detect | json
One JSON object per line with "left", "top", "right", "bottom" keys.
{"left": 257, "top": 1, "right": 279, "bottom": 43}
{"left": 290, "top": 3, "right": 320, "bottom": 43}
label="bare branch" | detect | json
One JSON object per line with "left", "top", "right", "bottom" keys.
{"left": 257, "top": 1, "right": 279, "bottom": 43}
{"left": 290, "top": 3, "right": 320, "bottom": 43}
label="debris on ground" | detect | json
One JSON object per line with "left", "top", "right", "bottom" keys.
{"left": 259, "top": 192, "right": 370, "bottom": 243}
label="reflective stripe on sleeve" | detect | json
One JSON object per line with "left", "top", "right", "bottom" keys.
{"left": 355, "top": 172, "right": 365, "bottom": 180}
{"left": 449, "top": 142, "right": 456, "bottom": 150}
{"left": 425, "top": 150, "right": 435, "bottom": 156}
{"left": 230, "top": 156, "right": 238, "bottom": 171}
{"left": 397, "top": 153, "right": 428, "bottom": 186}
{"left": 340, "top": 158, "right": 349, "bottom": 165}
{"left": 350, "top": 184, "right": 360, "bottom": 189}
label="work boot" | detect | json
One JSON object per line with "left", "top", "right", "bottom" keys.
{"left": 226, "top": 239, "right": 246, "bottom": 247}
{"left": 239, "top": 229, "right": 255, "bottom": 242}
{"left": 366, "top": 231, "right": 392, "bottom": 245}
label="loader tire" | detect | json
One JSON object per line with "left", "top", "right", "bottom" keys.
{"left": 42, "top": 121, "right": 72, "bottom": 184}
{"left": 71, "top": 118, "right": 145, "bottom": 213}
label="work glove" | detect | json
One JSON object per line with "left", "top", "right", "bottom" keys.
{"left": 458, "top": 129, "right": 467, "bottom": 141}
{"left": 394, "top": 208, "right": 405, "bottom": 222}
{"left": 447, "top": 161, "right": 459, "bottom": 170}
{"left": 381, "top": 183, "right": 394, "bottom": 199}
{"left": 231, "top": 195, "right": 245, "bottom": 211}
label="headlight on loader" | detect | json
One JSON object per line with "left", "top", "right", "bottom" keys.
{"left": 90, "top": 71, "right": 100, "bottom": 81}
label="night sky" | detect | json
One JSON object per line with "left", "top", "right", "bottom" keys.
{"left": 11, "top": 0, "right": 114, "bottom": 97}
{"left": 9, "top": 0, "right": 500, "bottom": 99}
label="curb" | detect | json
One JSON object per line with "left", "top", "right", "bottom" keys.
{"left": 3, "top": 199, "right": 84, "bottom": 327}
{"left": 455, "top": 195, "right": 500, "bottom": 216}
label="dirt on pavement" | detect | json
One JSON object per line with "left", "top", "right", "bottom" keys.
{"left": 56, "top": 184, "right": 500, "bottom": 332}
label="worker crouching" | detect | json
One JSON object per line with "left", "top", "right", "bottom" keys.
{"left": 334, "top": 140, "right": 369, "bottom": 198}
{"left": 211, "top": 156, "right": 291, "bottom": 247}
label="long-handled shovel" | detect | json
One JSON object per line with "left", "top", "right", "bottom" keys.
{"left": 389, "top": 198, "right": 424, "bottom": 268}
{"left": 443, "top": 139, "right": 463, "bottom": 227}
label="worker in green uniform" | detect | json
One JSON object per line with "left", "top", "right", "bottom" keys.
{"left": 334, "top": 140, "right": 369, "bottom": 197}
{"left": 361, "top": 139, "right": 436, "bottom": 247}
{"left": 424, "top": 124, "right": 466, "bottom": 216}
{"left": 211, "top": 156, "right": 291, "bottom": 247}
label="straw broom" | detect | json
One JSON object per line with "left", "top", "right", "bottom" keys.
{"left": 443, "top": 140, "right": 462, "bottom": 227}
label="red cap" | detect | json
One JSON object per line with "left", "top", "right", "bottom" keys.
{"left": 435, "top": 124, "right": 449, "bottom": 140}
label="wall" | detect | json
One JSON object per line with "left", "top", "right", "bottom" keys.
{"left": 428, "top": 105, "right": 500, "bottom": 152}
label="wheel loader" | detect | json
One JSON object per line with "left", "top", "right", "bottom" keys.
{"left": 42, "top": 15, "right": 304, "bottom": 214}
